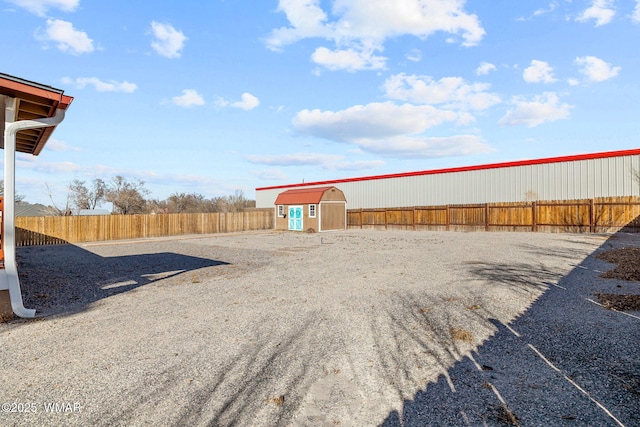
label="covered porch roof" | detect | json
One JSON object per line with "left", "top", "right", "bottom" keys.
{"left": 0, "top": 72, "right": 74, "bottom": 155}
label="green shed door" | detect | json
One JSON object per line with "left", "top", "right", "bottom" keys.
{"left": 288, "top": 206, "right": 303, "bottom": 231}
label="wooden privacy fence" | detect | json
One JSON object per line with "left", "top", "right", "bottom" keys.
{"left": 15, "top": 210, "right": 274, "bottom": 246}
{"left": 347, "top": 196, "right": 640, "bottom": 233}
{"left": 11, "top": 197, "right": 640, "bottom": 246}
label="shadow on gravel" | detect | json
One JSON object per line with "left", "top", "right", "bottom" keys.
{"left": 101, "top": 316, "right": 333, "bottom": 427}
{"left": 15, "top": 244, "right": 227, "bottom": 318}
{"left": 381, "top": 234, "right": 640, "bottom": 427}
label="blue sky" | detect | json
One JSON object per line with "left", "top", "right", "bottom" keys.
{"left": 1, "top": 0, "right": 639, "bottom": 206}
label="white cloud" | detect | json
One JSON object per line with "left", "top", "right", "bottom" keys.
{"left": 475, "top": 62, "right": 496, "bottom": 76}
{"left": 43, "top": 138, "right": 80, "bottom": 152}
{"left": 266, "top": 0, "right": 485, "bottom": 71}
{"left": 246, "top": 153, "right": 385, "bottom": 171}
{"left": 499, "top": 92, "right": 572, "bottom": 127}
{"left": 523, "top": 60, "right": 557, "bottom": 83}
{"left": 172, "top": 89, "right": 205, "bottom": 107}
{"left": 246, "top": 152, "right": 343, "bottom": 166}
{"left": 337, "top": 0, "right": 486, "bottom": 46}
{"left": 266, "top": 0, "right": 331, "bottom": 50}
{"left": 575, "top": 55, "right": 620, "bottom": 82}
{"left": 406, "top": 49, "right": 421, "bottom": 62}
{"left": 214, "top": 97, "right": 229, "bottom": 108}
{"left": 39, "top": 19, "right": 94, "bottom": 55}
{"left": 294, "top": 102, "right": 459, "bottom": 141}
{"left": 517, "top": 2, "right": 559, "bottom": 20}
{"left": 216, "top": 93, "right": 260, "bottom": 110}
{"left": 576, "top": 0, "right": 616, "bottom": 26}
{"left": 311, "top": 46, "right": 387, "bottom": 72}
{"left": 231, "top": 93, "right": 260, "bottom": 110}
{"left": 349, "top": 135, "right": 492, "bottom": 158}
{"left": 19, "top": 160, "right": 81, "bottom": 173}
{"left": 6, "top": 0, "right": 78, "bottom": 16}
{"left": 534, "top": 2, "right": 558, "bottom": 17}
{"left": 292, "top": 102, "right": 492, "bottom": 158}
{"left": 251, "top": 169, "right": 289, "bottom": 181}
{"left": 633, "top": 1, "right": 640, "bottom": 22}
{"left": 383, "top": 74, "right": 501, "bottom": 111}
{"left": 150, "top": 21, "right": 187, "bottom": 58}
{"left": 62, "top": 77, "right": 137, "bottom": 93}
{"left": 327, "top": 160, "right": 386, "bottom": 170}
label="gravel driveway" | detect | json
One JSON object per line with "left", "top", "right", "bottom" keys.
{"left": 1, "top": 230, "right": 638, "bottom": 426}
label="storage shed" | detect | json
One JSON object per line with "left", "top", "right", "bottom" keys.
{"left": 274, "top": 186, "right": 346, "bottom": 232}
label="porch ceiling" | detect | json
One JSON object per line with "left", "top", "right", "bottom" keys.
{"left": 0, "top": 72, "right": 73, "bottom": 155}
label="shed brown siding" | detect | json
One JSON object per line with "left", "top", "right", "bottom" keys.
{"left": 275, "top": 210, "right": 287, "bottom": 230}
{"left": 319, "top": 187, "right": 346, "bottom": 202}
{"left": 321, "top": 203, "right": 346, "bottom": 231}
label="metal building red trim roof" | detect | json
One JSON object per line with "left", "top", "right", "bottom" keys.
{"left": 274, "top": 186, "right": 335, "bottom": 205}
{"left": 257, "top": 148, "right": 640, "bottom": 192}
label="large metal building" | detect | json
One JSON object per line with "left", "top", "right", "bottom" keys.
{"left": 256, "top": 148, "right": 640, "bottom": 209}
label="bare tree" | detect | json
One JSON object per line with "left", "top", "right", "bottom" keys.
{"left": 227, "top": 189, "right": 249, "bottom": 212}
{"left": 167, "top": 192, "right": 206, "bottom": 213}
{"left": 0, "top": 180, "right": 26, "bottom": 202}
{"left": 146, "top": 198, "right": 169, "bottom": 214}
{"left": 69, "top": 178, "right": 106, "bottom": 212}
{"left": 44, "top": 183, "right": 72, "bottom": 216}
{"left": 105, "top": 176, "right": 149, "bottom": 214}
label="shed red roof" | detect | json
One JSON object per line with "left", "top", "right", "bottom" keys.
{"left": 274, "top": 186, "right": 335, "bottom": 205}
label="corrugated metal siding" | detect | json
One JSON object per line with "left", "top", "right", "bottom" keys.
{"left": 256, "top": 154, "right": 640, "bottom": 209}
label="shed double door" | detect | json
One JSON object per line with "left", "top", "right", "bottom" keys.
{"left": 288, "top": 206, "right": 303, "bottom": 231}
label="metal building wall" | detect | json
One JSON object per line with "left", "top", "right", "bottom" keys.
{"left": 256, "top": 153, "right": 640, "bottom": 209}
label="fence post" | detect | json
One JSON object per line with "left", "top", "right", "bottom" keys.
{"left": 590, "top": 199, "right": 595, "bottom": 233}
{"left": 532, "top": 202, "right": 537, "bottom": 233}
{"left": 360, "top": 208, "right": 363, "bottom": 229}
{"left": 446, "top": 205, "right": 450, "bottom": 231}
{"left": 485, "top": 204, "right": 489, "bottom": 231}
{"left": 413, "top": 207, "right": 416, "bottom": 231}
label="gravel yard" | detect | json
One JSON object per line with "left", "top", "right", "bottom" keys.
{"left": 1, "top": 229, "right": 639, "bottom": 426}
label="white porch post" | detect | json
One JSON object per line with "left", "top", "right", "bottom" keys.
{"left": 0, "top": 108, "right": 66, "bottom": 318}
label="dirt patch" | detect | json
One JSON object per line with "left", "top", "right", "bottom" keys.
{"left": 595, "top": 293, "right": 640, "bottom": 311}
{"left": 486, "top": 404, "right": 520, "bottom": 426}
{"left": 594, "top": 247, "right": 640, "bottom": 311}
{"left": 267, "top": 395, "right": 285, "bottom": 406}
{"left": 596, "top": 247, "right": 640, "bottom": 281}
{"left": 450, "top": 327, "right": 473, "bottom": 342}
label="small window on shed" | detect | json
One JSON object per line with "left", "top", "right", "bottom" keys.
{"left": 278, "top": 205, "right": 285, "bottom": 217}
{"left": 309, "top": 204, "right": 316, "bottom": 218}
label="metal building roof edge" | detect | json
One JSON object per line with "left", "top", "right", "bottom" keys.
{"left": 256, "top": 148, "right": 640, "bottom": 192}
